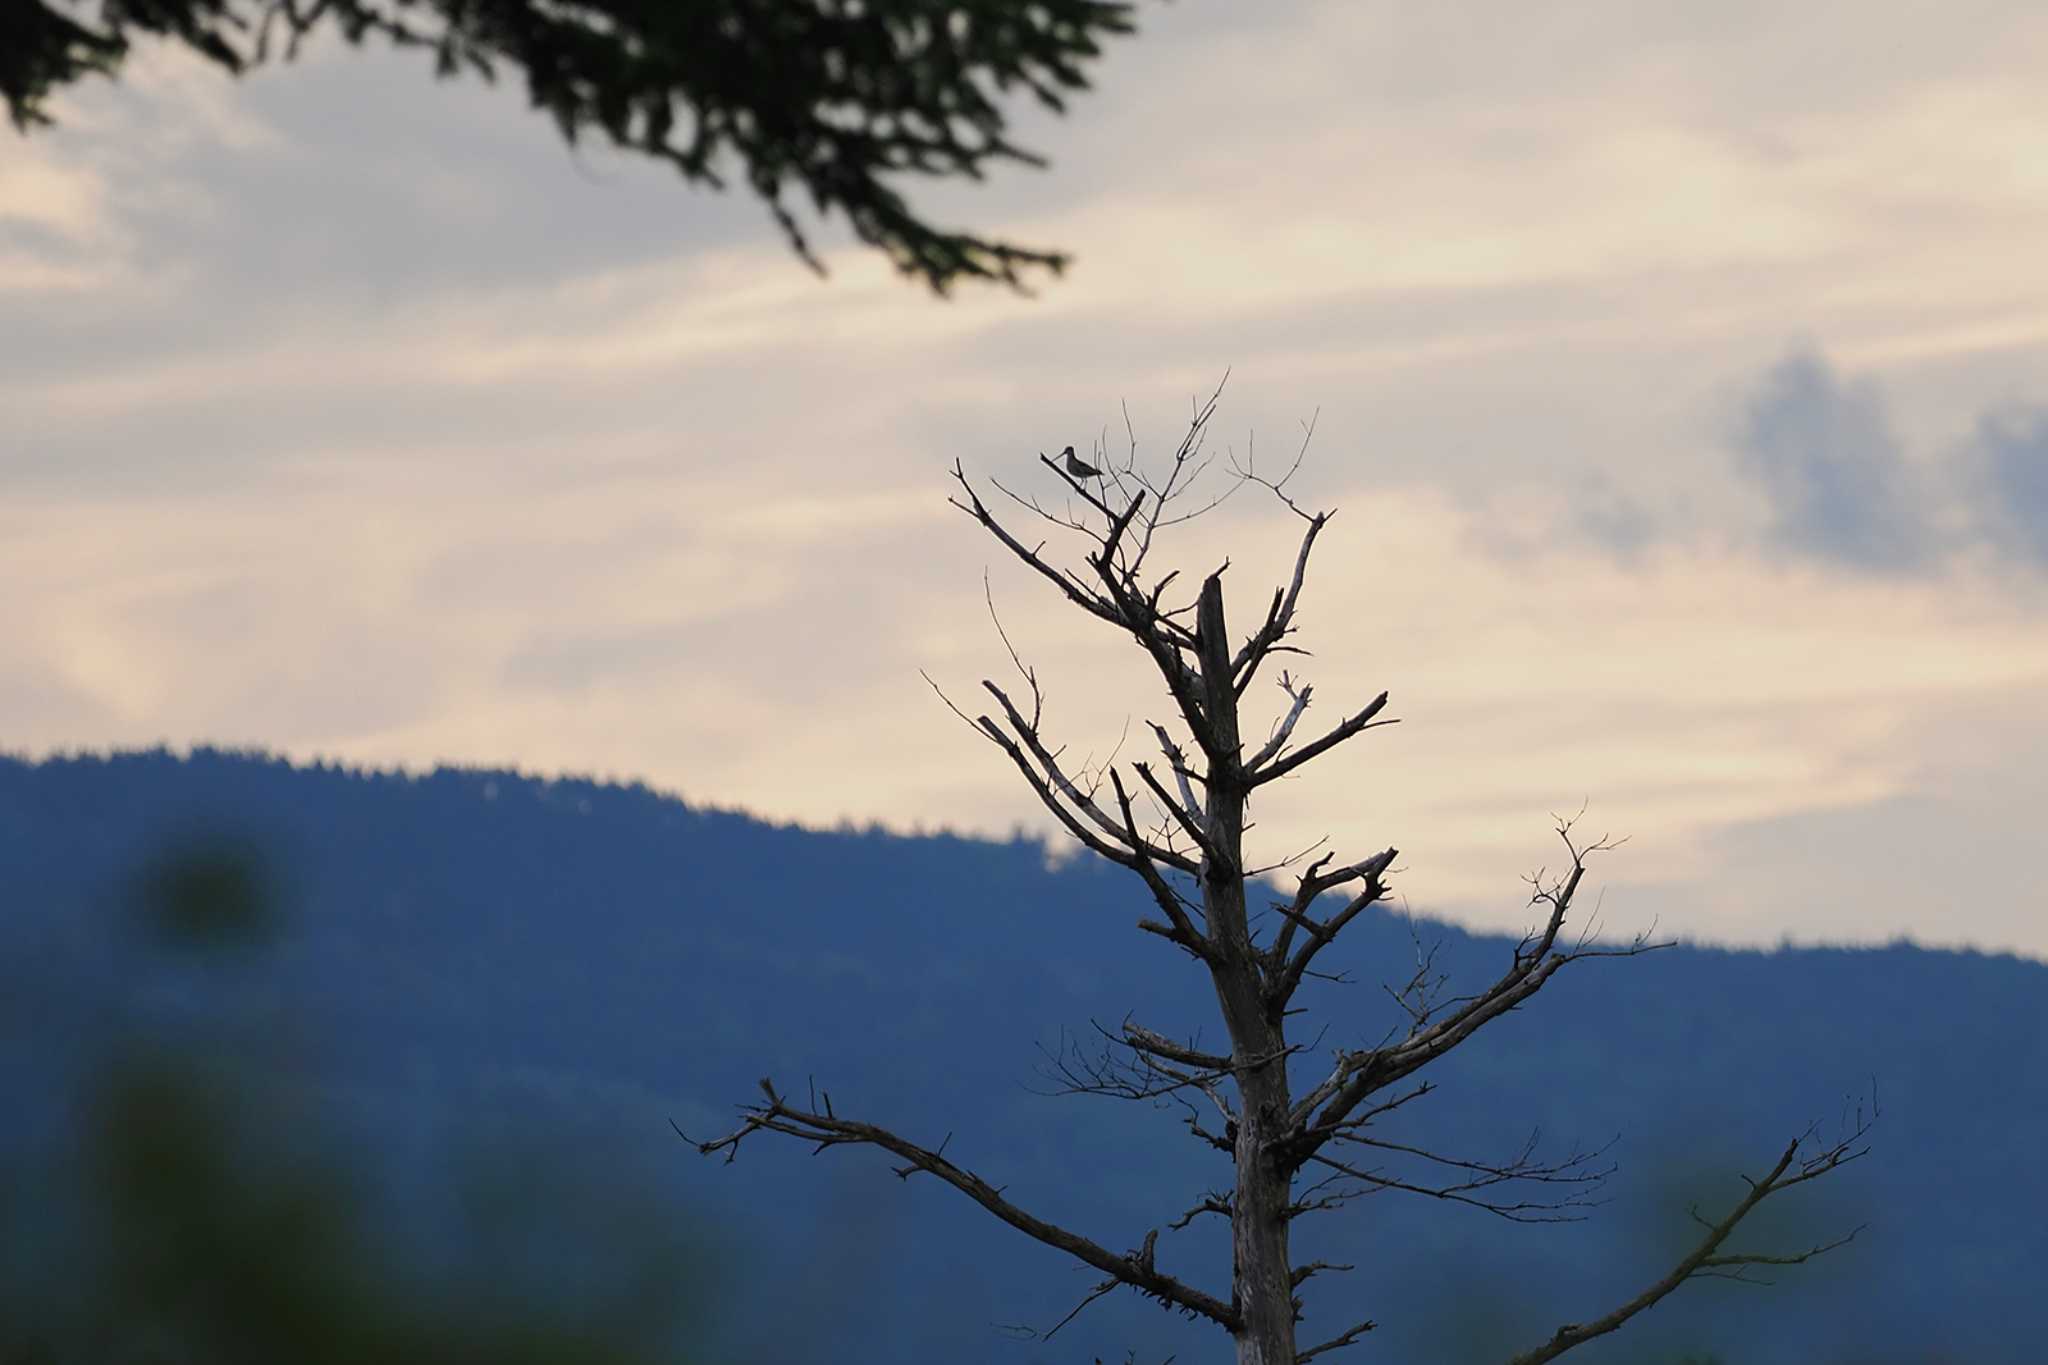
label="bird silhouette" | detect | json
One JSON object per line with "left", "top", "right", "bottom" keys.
{"left": 1060, "top": 445, "right": 1104, "bottom": 479}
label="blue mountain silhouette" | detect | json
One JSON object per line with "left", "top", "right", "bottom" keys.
{"left": 1, "top": 748, "right": 2037, "bottom": 1363}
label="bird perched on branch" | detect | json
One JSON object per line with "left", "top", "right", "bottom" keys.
{"left": 1060, "top": 445, "right": 1104, "bottom": 479}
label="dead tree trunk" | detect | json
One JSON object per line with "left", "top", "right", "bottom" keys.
{"left": 1194, "top": 575, "right": 1295, "bottom": 1365}
{"left": 687, "top": 381, "right": 1871, "bottom": 1365}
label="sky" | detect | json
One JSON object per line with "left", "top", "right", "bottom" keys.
{"left": 5, "top": 1, "right": 2046, "bottom": 960}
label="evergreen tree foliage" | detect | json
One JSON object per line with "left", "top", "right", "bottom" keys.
{"left": 1, "top": 0, "right": 1137, "bottom": 291}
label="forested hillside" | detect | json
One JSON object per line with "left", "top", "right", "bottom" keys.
{"left": 2, "top": 749, "right": 2040, "bottom": 1363}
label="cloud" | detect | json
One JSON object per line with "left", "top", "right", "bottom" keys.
{"left": 11, "top": 0, "right": 2048, "bottom": 964}
{"left": 1715, "top": 350, "right": 2048, "bottom": 579}
{"left": 1964, "top": 407, "right": 2048, "bottom": 565}
{"left": 1731, "top": 350, "right": 1934, "bottom": 571}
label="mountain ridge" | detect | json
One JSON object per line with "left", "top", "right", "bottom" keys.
{"left": 2, "top": 747, "right": 2040, "bottom": 1363}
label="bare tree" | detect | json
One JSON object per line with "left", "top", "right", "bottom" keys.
{"left": 684, "top": 380, "right": 1872, "bottom": 1364}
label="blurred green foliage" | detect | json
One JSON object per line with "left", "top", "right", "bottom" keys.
{"left": 2, "top": 838, "right": 721, "bottom": 1365}
{"left": 133, "top": 837, "right": 279, "bottom": 949}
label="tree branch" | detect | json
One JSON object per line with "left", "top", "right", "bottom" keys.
{"left": 949, "top": 461, "right": 1127, "bottom": 630}
{"left": 1502, "top": 1103, "right": 1875, "bottom": 1365}
{"left": 1132, "top": 759, "right": 1228, "bottom": 874}
{"left": 1297, "top": 1315, "right": 1377, "bottom": 1363}
{"left": 1294, "top": 1129, "right": 1613, "bottom": 1225}
{"left": 1269, "top": 848, "right": 1398, "bottom": 1007}
{"left": 1245, "top": 668, "right": 1319, "bottom": 776}
{"left": 1286, "top": 822, "right": 1652, "bottom": 1161}
{"left": 1232, "top": 510, "right": 1329, "bottom": 698}
{"left": 1106, "top": 769, "right": 1216, "bottom": 958}
{"left": 1246, "top": 691, "right": 1395, "bottom": 788}
{"left": 683, "top": 1078, "right": 1242, "bottom": 1331}
{"left": 1123, "top": 1019, "right": 1232, "bottom": 1072}
{"left": 983, "top": 679, "right": 1198, "bottom": 874}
